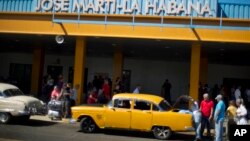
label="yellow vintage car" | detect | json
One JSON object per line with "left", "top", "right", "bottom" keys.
{"left": 71, "top": 94, "right": 194, "bottom": 140}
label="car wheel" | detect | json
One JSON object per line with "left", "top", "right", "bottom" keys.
{"left": 0, "top": 112, "right": 11, "bottom": 124}
{"left": 80, "top": 117, "right": 97, "bottom": 133}
{"left": 153, "top": 126, "right": 172, "bottom": 140}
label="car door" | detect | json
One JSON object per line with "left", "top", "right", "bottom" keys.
{"left": 105, "top": 98, "right": 131, "bottom": 129}
{"left": 0, "top": 92, "right": 10, "bottom": 112}
{"left": 131, "top": 100, "right": 152, "bottom": 131}
{"left": 0, "top": 92, "right": 4, "bottom": 111}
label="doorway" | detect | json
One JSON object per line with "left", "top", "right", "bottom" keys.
{"left": 47, "top": 65, "right": 63, "bottom": 85}
{"left": 9, "top": 63, "right": 32, "bottom": 94}
{"left": 122, "top": 70, "right": 131, "bottom": 92}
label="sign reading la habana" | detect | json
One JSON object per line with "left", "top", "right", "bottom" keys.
{"left": 35, "top": 0, "right": 216, "bottom": 17}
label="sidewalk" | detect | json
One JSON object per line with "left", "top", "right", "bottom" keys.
{"left": 30, "top": 115, "right": 74, "bottom": 123}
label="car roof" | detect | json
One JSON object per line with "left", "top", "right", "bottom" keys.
{"left": 0, "top": 83, "right": 18, "bottom": 92}
{"left": 113, "top": 93, "right": 164, "bottom": 104}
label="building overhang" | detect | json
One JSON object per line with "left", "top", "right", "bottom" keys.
{"left": 0, "top": 12, "right": 249, "bottom": 43}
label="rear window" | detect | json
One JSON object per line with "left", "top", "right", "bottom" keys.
{"left": 3, "top": 89, "right": 24, "bottom": 97}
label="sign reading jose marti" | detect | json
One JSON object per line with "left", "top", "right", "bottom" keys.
{"left": 35, "top": 0, "right": 216, "bottom": 17}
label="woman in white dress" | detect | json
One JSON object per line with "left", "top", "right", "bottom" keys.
{"left": 236, "top": 99, "right": 248, "bottom": 125}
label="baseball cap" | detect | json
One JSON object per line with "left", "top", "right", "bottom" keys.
{"left": 215, "top": 94, "right": 223, "bottom": 100}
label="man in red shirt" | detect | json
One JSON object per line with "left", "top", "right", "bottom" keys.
{"left": 200, "top": 93, "right": 214, "bottom": 138}
{"left": 102, "top": 79, "right": 111, "bottom": 101}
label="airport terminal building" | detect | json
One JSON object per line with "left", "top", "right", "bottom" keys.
{"left": 0, "top": 0, "right": 249, "bottom": 104}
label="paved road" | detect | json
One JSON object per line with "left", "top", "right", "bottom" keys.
{"left": 0, "top": 116, "right": 196, "bottom": 141}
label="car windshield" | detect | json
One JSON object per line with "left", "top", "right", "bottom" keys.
{"left": 3, "top": 89, "right": 24, "bottom": 97}
{"left": 106, "top": 100, "right": 113, "bottom": 107}
{"left": 158, "top": 100, "right": 172, "bottom": 111}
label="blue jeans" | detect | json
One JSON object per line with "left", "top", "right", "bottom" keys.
{"left": 215, "top": 119, "right": 224, "bottom": 141}
{"left": 193, "top": 112, "right": 201, "bottom": 139}
{"left": 195, "top": 122, "right": 201, "bottom": 139}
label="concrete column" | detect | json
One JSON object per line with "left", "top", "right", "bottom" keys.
{"left": 200, "top": 57, "right": 208, "bottom": 85}
{"left": 189, "top": 43, "right": 201, "bottom": 101}
{"left": 73, "top": 37, "right": 86, "bottom": 105}
{"left": 31, "top": 42, "right": 44, "bottom": 97}
{"left": 112, "top": 46, "right": 123, "bottom": 95}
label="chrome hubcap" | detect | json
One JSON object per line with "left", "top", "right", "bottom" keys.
{"left": 0, "top": 113, "right": 8, "bottom": 122}
{"left": 83, "top": 119, "right": 95, "bottom": 132}
{"left": 156, "top": 127, "right": 170, "bottom": 138}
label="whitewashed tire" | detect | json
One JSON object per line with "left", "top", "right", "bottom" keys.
{"left": 0, "top": 112, "right": 11, "bottom": 124}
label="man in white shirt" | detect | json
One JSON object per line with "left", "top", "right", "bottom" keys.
{"left": 236, "top": 99, "right": 248, "bottom": 125}
{"left": 234, "top": 86, "right": 241, "bottom": 100}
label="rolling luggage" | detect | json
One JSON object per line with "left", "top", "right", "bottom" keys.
{"left": 47, "top": 100, "right": 64, "bottom": 120}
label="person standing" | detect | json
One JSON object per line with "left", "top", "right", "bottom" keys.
{"left": 214, "top": 94, "right": 226, "bottom": 141}
{"left": 212, "top": 84, "right": 220, "bottom": 100}
{"left": 245, "top": 86, "right": 250, "bottom": 111}
{"left": 71, "top": 84, "right": 79, "bottom": 106}
{"left": 226, "top": 100, "right": 237, "bottom": 140}
{"left": 62, "top": 83, "right": 72, "bottom": 118}
{"left": 200, "top": 93, "right": 214, "bottom": 138}
{"left": 191, "top": 99, "right": 202, "bottom": 141}
{"left": 235, "top": 98, "right": 248, "bottom": 125}
{"left": 162, "top": 79, "right": 172, "bottom": 103}
{"left": 102, "top": 79, "right": 111, "bottom": 101}
{"left": 133, "top": 85, "right": 141, "bottom": 94}
{"left": 234, "top": 86, "right": 242, "bottom": 100}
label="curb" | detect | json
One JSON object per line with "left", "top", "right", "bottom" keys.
{"left": 30, "top": 115, "right": 77, "bottom": 124}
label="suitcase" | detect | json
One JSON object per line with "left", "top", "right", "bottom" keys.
{"left": 47, "top": 100, "right": 64, "bottom": 120}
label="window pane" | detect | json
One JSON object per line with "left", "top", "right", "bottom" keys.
{"left": 153, "top": 104, "right": 159, "bottom": 111}
{"left": 134, "top": 101, "right": 151, "bottom": 110}
{"left": 114, "top": 99, "right": 131, "bottom": 109}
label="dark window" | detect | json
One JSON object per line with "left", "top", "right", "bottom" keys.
{"left": 9, "top": 63, "right": 32, "bottom": 94}
{"left": 0, "top": 92, "right": 4, "bottom": 97}
{"left": 153, "top": 104, "right": 159, "bottom": 111}
{"left": 114, "top": 99, "right": 131, "bottom": 109}
{"left": 3, "top": 89, "right": 24, "bottom": 97}
{"left": 134, "top": 100, "right": 151, "bottom": 110}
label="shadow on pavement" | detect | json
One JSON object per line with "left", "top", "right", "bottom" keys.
{"left": 78, "top": 129, "right": 196, "bottom": 140}
{"left": 9, "top": 118, "right": 59, "bottom": 127}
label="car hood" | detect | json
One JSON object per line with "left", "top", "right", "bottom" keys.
{"left": 6, "top": 95, "right": 41, "bottom": 105}
{"left": 71, "top": 104, "right": 105, "bottom": 111}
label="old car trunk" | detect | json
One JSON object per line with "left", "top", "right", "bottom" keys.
{"left": 171, "top": 95, "right": 192, "bottom": 112}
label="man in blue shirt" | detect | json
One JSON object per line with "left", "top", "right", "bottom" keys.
{"left": 214, "top": 94, "right": 226, "bottom": 141}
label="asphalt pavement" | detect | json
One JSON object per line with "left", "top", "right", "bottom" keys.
{"left": 0, "top": 115, "right": 197, "bottom": 141}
